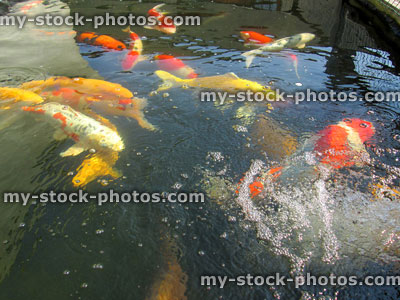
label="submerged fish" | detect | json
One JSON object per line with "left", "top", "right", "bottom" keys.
{"left": 121, "top": 27, "right": 144, "bottom": 71}
{"left": 242, "top": 33, "right": 315, "bottom": 67}
{"left": 90, "top": 97, "right": 157, "bottom": 131}
{"left": 154, "top": 55, "right": 198, "bottom": 79}
{"left": 144, "top": 4, "right": 177, "bottom": 35}
{"left": 22, "top": 102, "right": 124, "bottom": 157}
{"left": 240, "top": 31, "right": 274, "bottom": 45}
{"left": 238, "top": 118, "right": 375, "bottom": 198}
{"left": 155, "top": 70, "right": 276, "bottom": 97}
{"left": 20, "top": 76, "right": 133, "bottom": 99}
{"left": 76, "top": 32, "right": 126, "bottom": 51}
{"left": 39, "top": 87, "right": 156, "bottom": 131}
{"left": 146, "top": 234, "right": 188, "bottom": 300}
{"left": 0, "top": 87, "right": 43, "bottom": 109}
{"left": 250, "top": 115, "right": 298, "bottom": 161}
{"left": 73, "top": 150, "right": 121, "bottom": 187}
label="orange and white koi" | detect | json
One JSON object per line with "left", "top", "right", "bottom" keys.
{"left": 154, "top": 55, "right": 198, "bottom": 79}
{"left": 38, "top": 86, "right": 156, "bottom": 131}
{"left": 240, "top": 31, "right": 274, "bottom": 45}
{"left": 76, "top": 32, "right": 126, "bottom": 51}
{"left": 22, "top": 102, "right": 124, "bottom": 157}
{"left": 121, "top": 27, "right": 144, "bottom": 71}
{"left": 144, "top": 4, "right": 176, "bottom": 35}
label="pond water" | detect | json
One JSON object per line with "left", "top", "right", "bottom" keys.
{"left": 0, "top": 0, "right": 400, "bottom": 299}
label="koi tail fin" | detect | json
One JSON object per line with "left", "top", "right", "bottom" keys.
{"left": 127, "top": 97, "right": 158, "bottom": 131}
{"left": 241, "top": 48, "right": 262, "bottom": 68}
{"left": 154, "top": 70, "right": 184, "bottom": 91}
{"left": 153, "top": 3, "right": 167, "bottom": 14}
{"left": 122, "top": 25, "right": 131, "bottom": 33}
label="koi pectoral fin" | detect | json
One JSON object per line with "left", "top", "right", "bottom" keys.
{"left": 109, "top": 167, "right": 122, "bottom": 179}
{"left": 60, "top": 143, "right": 87, "bottom": 157}
{"left": 157, "top": 82, "right": 173, "bottom": 92}
{"left": 53, "top": 129, "right": 68, "bottom": 141}
{"left": 129, "top": 110, "right": 158, "bottom": 131}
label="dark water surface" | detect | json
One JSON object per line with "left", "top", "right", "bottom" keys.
{"left": 0, "top": 0, "right": 400, "bottom": 299}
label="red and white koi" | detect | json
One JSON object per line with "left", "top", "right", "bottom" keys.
{"left": 144, "top": 4, "right": 176, "bottom": 35}
{"left": 314, "top": 118, "right": 375, "bottom": 169}
{"left": 121, "top": 27, "right": 144, "bottom": 71}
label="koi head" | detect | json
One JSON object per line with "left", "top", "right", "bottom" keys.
{"left": 341, "top": 118, "right": 375, "bottom": 143}
{"left": 92, "top": 130, "right": 125, "bottom": 152}
{"left": 299, "top": 33, "right": 316, "bottom": 44}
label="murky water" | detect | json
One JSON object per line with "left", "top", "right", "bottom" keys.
{"left": 1, "top": 0, "right": 400, "bottom": 299}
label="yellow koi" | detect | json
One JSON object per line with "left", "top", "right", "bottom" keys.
{"left": 155, "top": 70, "right": 276, "bottom": 98}
{"left": 0, "top": 87, "right": 43, "bottom": 109}
{"left": 20, "top": 77, "right": 133, "bottom": 99}
{"left": 72, "top": 150, "right": 121, "bottom": 187}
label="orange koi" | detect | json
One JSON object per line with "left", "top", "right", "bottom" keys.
{"left": 240, "top": 31, "right": 274, "bottom": 45}
{"left": 76, "top": 32, "right": 126, "bottom": 51}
